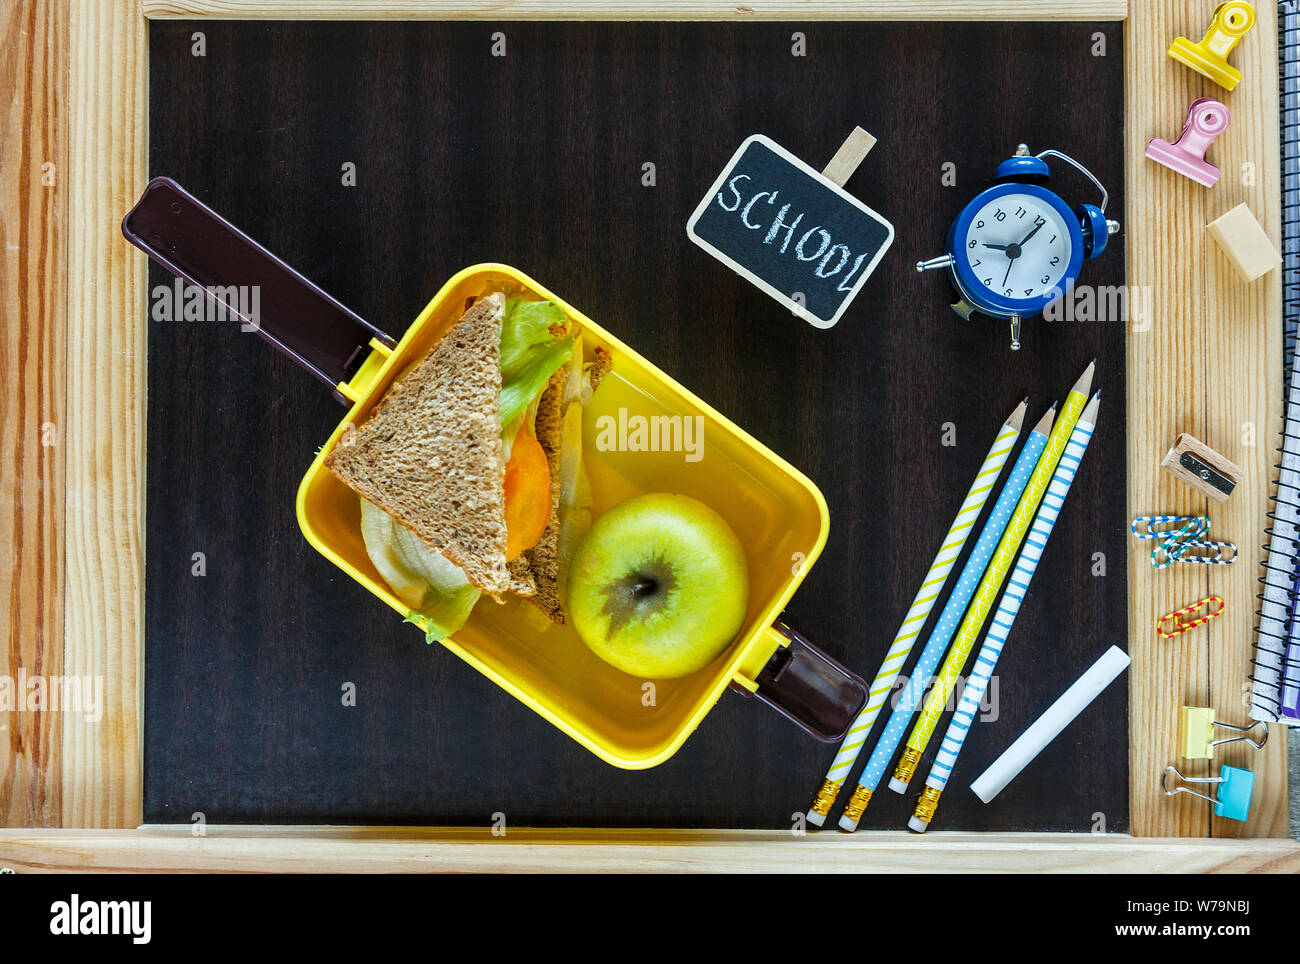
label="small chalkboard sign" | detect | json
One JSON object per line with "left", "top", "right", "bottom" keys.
{"left": 687, "top": 134, "right": 894, "bottom": 329}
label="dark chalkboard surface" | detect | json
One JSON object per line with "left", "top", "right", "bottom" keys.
{"left": 144, "top": 20, "right": 1128, "bottom": 831}
{"left": 688, "top": 134, "right": 894, "bottom": 327}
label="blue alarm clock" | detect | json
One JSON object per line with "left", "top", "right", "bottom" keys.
{"left": 916, "top": 145, "right": 1120, "bottom": 350}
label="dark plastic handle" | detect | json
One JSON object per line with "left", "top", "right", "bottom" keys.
{"left": 734, "top": 622, "right": 868, "bottom": 742}
{"left": 122, "top": 176, "right": 394, "bottom": 404}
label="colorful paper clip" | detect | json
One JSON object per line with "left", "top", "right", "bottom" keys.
{"left": 1167, "top": 540, "right": 1237, "bottom": 565}
{"left": 1132, "top": 514, "right": 1205, "bottom": 540}
{"left": 1179, "top": 707, "right": 1268, "bottom": 759}
{"left": 1132, "top": 515, "right": 1236, "bottom": 568}
{"left": 1162, "top": 764, "right": 1254, "bottom": 821}
{"left": 1167, "top": 1, "right": 1257, "bottom": 91}
{"left": 1157, "top": 596, "right": 1225, "bottom": 638}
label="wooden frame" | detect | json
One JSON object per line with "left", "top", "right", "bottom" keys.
{"left": 2, "top": 0, "right": 1296, "bottom": 872}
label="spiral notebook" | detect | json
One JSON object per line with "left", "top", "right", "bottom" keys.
{"left": 1248, "top": 2, "right": 1300, "bottom": 723}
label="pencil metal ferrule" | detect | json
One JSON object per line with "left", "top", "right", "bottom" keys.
{"left": 811, "top": 779, "right": 842, "bottom": 817}
{"left": 894, "top": 747, "right": 922, "bottom": 784}
{"left": 913, "top": 785, "right": 942, "bottom": 822}
{"left": 841, "top": 784, "right": 873, "bottom": 823}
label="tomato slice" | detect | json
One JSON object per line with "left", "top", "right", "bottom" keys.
{"left": 504, "top": 430, "right": 552, "bottom": 561}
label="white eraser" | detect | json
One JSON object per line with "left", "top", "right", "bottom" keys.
{"left": 805, "top": 809, "right": 826, "bottom": 827}
{"left": 838, "top": 815, "right": 860, "bottom": 832}
{"left": 907, "top": 815, "right": 930, "bottom": 833}
{"left": 970, "top": 645, "right": 1130, "bottom": 803}
{"left": 888, "top": 777, "right": 908, "bottom": 794}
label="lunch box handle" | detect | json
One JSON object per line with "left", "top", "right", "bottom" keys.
{"left": 730, "top": 622, "right": 869, "bottom": 742}
{"left": 122, "top": 177, "right": 395, "bottom": 405}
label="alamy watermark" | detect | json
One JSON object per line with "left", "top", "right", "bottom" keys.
{"left": 890, "top": 672, "right": 1000, "bottom": 721}
{"left": 594, "top": 408, "right": 704, "bottom": 463}
{"left": 1042, "top": 283, "right": 1153, "bottom": 333}
{"left": 151, "top": 278, "right": 261, "bottom": 332}
{"left": 50, "top": 895, "right": 150, "bottom": 944}
{"left": 0, "top": 671, "right": 104, "bottom": 723}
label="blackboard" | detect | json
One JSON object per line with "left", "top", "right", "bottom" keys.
{"left": 143, "top": 19, "right": 1128, "bottom": 832}
{"left": 687, "top": 134, "right": 894, "bottom": 328}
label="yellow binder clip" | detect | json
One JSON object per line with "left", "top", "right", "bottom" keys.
{"left": 1179, "top": 706, "right": 1268, "bottom": 759}
{"left": 1167, "top": 1, "right": 1257, "bottom": 91}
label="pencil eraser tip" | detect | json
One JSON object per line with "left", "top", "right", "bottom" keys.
{"left": 805, "top": 810, "right": 825, "bottom": 827}
{"left": 837, "top": 816, "right": 860, "bottom": 832}
{"left": 888, "top": 777, "right": 908, "bottom": 794}
{"left": 907, "top": 815, "right": 930, "bottom": 833}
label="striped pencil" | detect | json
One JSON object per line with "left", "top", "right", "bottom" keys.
{"left": 837, "top": 402, "right": 1056, "bottom": 831}
{"left": 909, "top": 393, "right": 1100, "bottom": 832}
{"left": 805, "top": 400, "right": 1028, "bottom": 826}
{"left": 888, "top": 361, "right": 1095, "bottom": 795}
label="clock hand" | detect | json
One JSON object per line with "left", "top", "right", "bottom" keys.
{"left": 1001, "top": 257, "right": 1014, "bottom": 288}
{"left": 1017, "top": 220, "right": 1045, "bottom": 247}
{"left": 983, "top": 243, "right": 1011, "bottom": 250}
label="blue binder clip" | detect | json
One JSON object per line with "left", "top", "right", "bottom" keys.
{"left": 1162, "top": 764, "right": 1255, "bottom": 821}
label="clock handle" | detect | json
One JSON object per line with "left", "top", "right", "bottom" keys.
{"left": 1034, "top": 149, "right": 1122, "bottom": 259}
{"left": 1035, "top": 148, "right": 1113, "bottom": 212}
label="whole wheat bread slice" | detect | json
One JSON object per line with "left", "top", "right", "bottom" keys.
{"left": 324, "top": 292, "right": 531, "bottom": 599}
{"left": 516, "top": 369, "right": 566, "bottom": 623}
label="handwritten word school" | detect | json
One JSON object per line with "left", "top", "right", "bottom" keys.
{"left": 714, "top": 174, "right": 873, "bottom": 291}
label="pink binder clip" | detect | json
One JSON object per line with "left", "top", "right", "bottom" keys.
{"left": 1145, "top": 98, "right": 1231, "bottom": 187}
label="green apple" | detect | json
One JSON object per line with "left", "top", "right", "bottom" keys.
{"left": 567, "top": 493, "right": 749, "bottom": 678}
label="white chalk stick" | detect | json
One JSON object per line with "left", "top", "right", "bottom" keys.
{"left": 970, "top": 645, "right": 1130, "bottom": 804}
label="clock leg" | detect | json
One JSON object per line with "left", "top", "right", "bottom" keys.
{"left": 1008, "top": 314, "right": 1022, "bottom": 351}
{"left": 916, "top": 255, "right": 956, "bottom": 273}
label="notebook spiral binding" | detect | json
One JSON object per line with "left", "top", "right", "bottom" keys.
{"left": 1248, "top": 2, "right": 1300, "bottom": 722}
{"left": 1282, "top": 0, "right": 1299, "bottom": 393}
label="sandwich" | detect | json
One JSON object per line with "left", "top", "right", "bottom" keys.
{"left": 324, "top": 290, "right": 609, "bottom": 641}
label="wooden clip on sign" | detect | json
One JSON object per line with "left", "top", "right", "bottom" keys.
{"left": 687, "top": 127, "right": 894, "bottom": 329}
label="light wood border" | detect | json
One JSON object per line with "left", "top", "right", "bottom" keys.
{"left": 142, "top": 0, "right": 1129, "bottom": 22}
{"left": 61, "top": 0, "right": 148, "bottom": 830}
{"left": 3, "top": 0, "right": 1297, "bottom": 871}
{"left": 2, "top": 827, "right": 1299, "bottom": 873}
{"left": 1124, "top": 0, "right": 1288, "bottom": 839}
{"left": 1, "top": 0, "right": 68, "bottom": 828}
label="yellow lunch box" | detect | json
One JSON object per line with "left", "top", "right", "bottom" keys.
{"left": 124, "top": 177, "right": 868, "bottom": 769}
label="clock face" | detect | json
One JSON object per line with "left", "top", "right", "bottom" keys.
{"left": 959, "top": 192, "right": 1075, "bottom": 303}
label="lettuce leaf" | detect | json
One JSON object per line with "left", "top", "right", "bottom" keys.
{"left": 499, "top": 298, "right": 574, "bottom": 429}
{"left": 360, "top": 497, "right": 482, "bottom": 643}
{"left": 404, "top": 583, "right": 483, "bottom": 645}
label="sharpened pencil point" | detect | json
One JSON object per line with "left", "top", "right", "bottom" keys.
{"left": 1031, "top": 404, "right": 1056, "bottom": 435}
{"left": 1071, "top": 360, "right": 1096, "bottom": 399}
{"left": 1080, "top": 393, "right": 1101, "bottom": 423}
{"left": 1005, "top": 398, "right": 1029, "bottom": 431}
